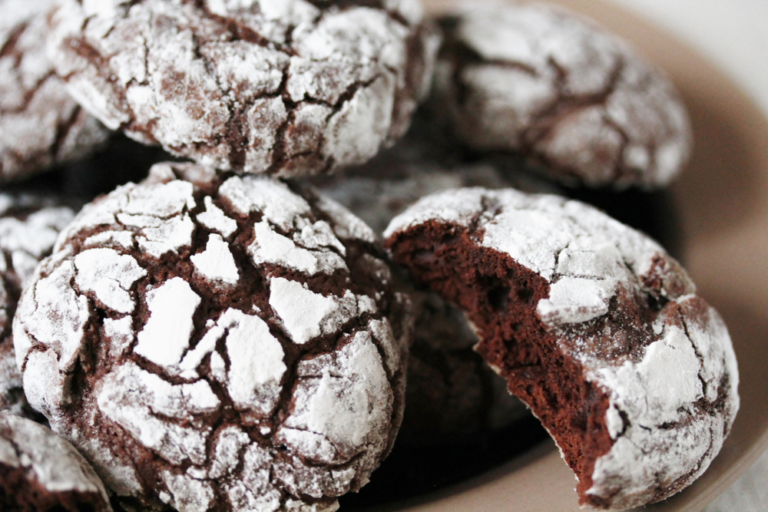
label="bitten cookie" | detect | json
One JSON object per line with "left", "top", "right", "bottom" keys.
{"left": 0, "top": 0, "right": 108, "bottom": 182}
{"left": 48, "top": 0, "right": 439, "bottom": 177}
{"left": 433, "top": 2, "right": 692, "bottom": 189}
{"left": 14, "top": 162, "right": 410, "bottom": 511}
{"left": 0, "top": 412, "right": 112, "bottom": 511}
{"left": 0, "top": 193, "right": 75, "bottom": 420}
{"left": 385, "top": 188, "right": 738, "bottom": 509}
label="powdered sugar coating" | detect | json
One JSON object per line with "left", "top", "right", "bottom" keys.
{"left": 135, "top": 278, "right": 202, "bottom": 368}
{"left": 0, "top": 412, "right": 112, "bottom": 510}
{"left": 386, "top": 187, "right": 738, "bottom": 508}
{"left": 14, "top": 162, "right": 407, "bottom": 511}
{"left": 48, "top": 0, "right": 439, "bottom": 177}
{"left": 0, "top": 194, "right": 75, "bottom": 420}
{"left": 191, "top": 234, "right": 240, "bottom": 285}
{"left": 269, "top": 277, "right": 375, "bottom": 345}
{"left": 0, "top": 0, "right": 107, "bottom": 182}
{"left": 433, "top": 1, "right": 692, "bottom": 189}
{"left": 395, "top": 282, "right": 528, "bottom": 443}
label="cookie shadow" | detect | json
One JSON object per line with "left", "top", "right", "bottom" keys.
{"left": 340, "top": 414, "right": 548, "bottom": 511}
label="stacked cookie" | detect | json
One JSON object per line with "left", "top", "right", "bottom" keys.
{"left": 0, "top": 1, "right": 738, "bottom": 512}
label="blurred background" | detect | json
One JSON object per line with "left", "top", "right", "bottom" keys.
{"left": 600, "top": 1, "right": 768, "bottom": 510}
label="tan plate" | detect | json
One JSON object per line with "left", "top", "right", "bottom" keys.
{"left": 369, "top": 1, "right": 768, "bottom": 511}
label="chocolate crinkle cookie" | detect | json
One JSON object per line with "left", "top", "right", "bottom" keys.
{"left": 14, "top": 162, "right": 410, "bottom": 512}
{"left": 0, "top": 0, "right": 108, "bottom": 182}
{"left": 48, "top": 0, "right": 440, "bottom": 177}
{"left": 385, "top": 188, "right": 738, "bottom": 509}
{"left": 0, "top": 412, "right": 112, "bottom": 511}
{"left": 0, "top": 193, "right": 75, "bottom": 420}
{"left": 433, "top": 2, "right": 692, "bottom": 189}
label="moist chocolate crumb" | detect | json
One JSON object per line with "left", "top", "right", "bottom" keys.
{"left": 310, "top": 143, "right": 544, "bottom": 443}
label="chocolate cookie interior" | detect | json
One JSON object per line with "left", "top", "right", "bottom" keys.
{"left": 387, "top": 222, "right": 616, "bottom": 501}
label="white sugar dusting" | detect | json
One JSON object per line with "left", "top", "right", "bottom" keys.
{"left": 62, "top": 179, "right": 197, "bottom": 258}
{"left": 311, "top": 193, "right": 377, "bottom": 244}
{"left": 0, "top": 195, "right": 78, "bottom": 417}
{"left": 218, "top": 308, "right": 286, "bottom": 416}
{"left": 162, "top": 471, "right": 214, "bottom": 512}
{"left": 196, "top": 197, "right": 237, "bottom": 239}
{"left": 280, "top": 330, "right": 391, "bottom": 466}
{"left": 97, "top": 362, "right": 219, "bottom": 465}
{"left": 15, "top": 253, "right": 89, "bottom": 373}
{"left": 84, "top": 230, "right": 135, "bottom": 251}
{"left": 104, "top": 316, "right": 134, "bottom": 359}
{"left": 0, "top": 206, "right": 74, "bottom": 260}
{"left": 135, "top": 278, "right": 201, "bottom": 368}
{"left": 74, "top": 248, "right": 146, "bottom": 314}
{"left": 249, "top": 220, "right": 347, "bottom": 275}
{"left": 207, "top": 426, "right": 249, "bottom": 480}
{"left": 269, "top": 277, "right": 375, "bottom": 345}
{"left": 192, "top": 234, "right": 240, "bottom": 285}
{"left": 0, "top": 0, "right": 107, "bottom": 181}
{"left": 220, "top": 176, "right": 311, "bottom": 230}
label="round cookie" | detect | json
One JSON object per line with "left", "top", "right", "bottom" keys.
{"left": 0, "top": 0, "right": 108, "bottom": 182}
{"left": 14, "top": 162, "right": 410, "bottom": 511}
{"left": 48, "top": 0, "right": 440, "bottom": 177}
{"left": 0, "top": 412, "right": 112, "bottom": 511}
{"left": 385, "top": 188, "right": 738, "bottom": 509}
{"left": 0, "top": 193, "right": 75, "bottom": 420}
{"left": 433, "top": 2, "right": 692, "bottom": 189}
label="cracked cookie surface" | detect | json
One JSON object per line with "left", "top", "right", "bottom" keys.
{"left": 433, "top": 2, "right": 692, "bottom": 189}
{"left": 48, "top": 0, "right": 439, "bottom": 177}
{"left": 14, "top": 162, "right": 410, "bottom": 511}
{"left": 0, "top": 412, "right": 112, "bottom": 511}
{"left": 0, "top": 193, "right": 75, "bottom": 421}
{"left": 0, "top": 0, "right": 108, "bottom": 182}
{"left": 385, "top": 187, "right": 739, "bottom": 509}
